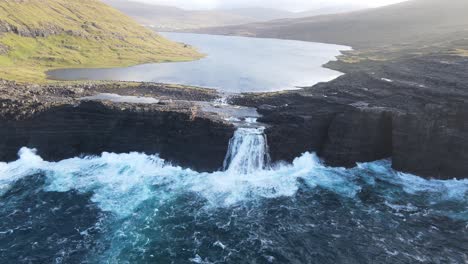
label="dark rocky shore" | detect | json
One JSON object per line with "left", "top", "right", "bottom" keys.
{"left": 233, "top": 54, "right": 468, "bottom": 179}
{"left": 1, "top": 52, "right": 467, "bottom": 179}
{"left": 0, "top": 81, "right": 234, "bottom": 172}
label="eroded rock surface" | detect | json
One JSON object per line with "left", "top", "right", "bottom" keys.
{"left": 234, "top": 54, "right": 468, "bottom": 179}
{"left": 0, "top": 81, "right": 234, "bottom": 172}
{"left": 1, "top": 53, "right": 467, "bottom": 179}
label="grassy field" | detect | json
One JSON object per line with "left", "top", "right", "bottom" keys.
{"left": 0, "top": 0, "right": 202, "bottom": 83}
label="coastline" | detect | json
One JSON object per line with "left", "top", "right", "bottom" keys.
{"left": 1, "top": 34, "right": 467, "bottom": 180}
{"left": 0, "top": 80, "right": 234, "bottom": 172}
{"left": 1, "top": 48, "right": 468, "bottom": 180}
{"left": 231, "top": 52, "right": 468, "bottom": 179}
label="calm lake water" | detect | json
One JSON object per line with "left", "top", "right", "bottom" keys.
{"left": 48, "top": 32, "right": 351, "bottom": 93}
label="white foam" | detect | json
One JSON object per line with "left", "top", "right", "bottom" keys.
{"left": 223, "top": 127, "right": 271, "bottom": 174}
{"left": 356, "top": 160, "right": 468, "bottom": 201}
{"left": 0, "top": 148, "right": 466, "bottom": 218}
{"left": 0, "top": 148, "right": 44, "bottom": 195}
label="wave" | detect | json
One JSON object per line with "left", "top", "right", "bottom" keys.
{"left": 0, "top": 148, "right": 466, "bottom": 220}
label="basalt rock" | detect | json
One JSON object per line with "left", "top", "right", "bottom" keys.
{"left": 392, "top": 105, "right": 468, "bottom": 180}
{"left": 0, "top": 81, "right": 234, "bottom": 172}
{"left": 0, "top": 101, "right": 234, "bottom": 172}
{"left": 1, "top": 52, "right": 467, "bottom": 179}
{"left": 321, "top": 107, "right": 393, "bottom": 168}
{"left": 234, "top": 54, "right": 468, "bottom": 179}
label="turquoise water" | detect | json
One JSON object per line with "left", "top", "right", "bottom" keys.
{"left": 0, "top": 147, "right": 467, "bottom": 263}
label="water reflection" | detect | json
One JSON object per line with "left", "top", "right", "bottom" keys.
{"left": 48, "top": 33, "right": 351, "bottom": 93}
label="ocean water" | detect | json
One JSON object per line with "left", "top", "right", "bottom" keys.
{"left": 0, "top": 144, "right": 467, "bottom": 263}
{"left": 47, "top": 33, "right": 351, "bottom": 93}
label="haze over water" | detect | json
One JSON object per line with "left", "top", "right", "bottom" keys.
{"left": 48, "top": 32, "right": 351, "bottom": 93}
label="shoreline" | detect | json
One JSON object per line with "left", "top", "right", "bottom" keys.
{"left": 231, "top": 51, "right": 468, "bottom": 180}
{"left": 0, "top": 80, "right": 234, "bottom": 172}
{"left": 45, "top": 32, "right": 350, "bottom": 93}
{"left": 1, "top": 58, "right": 468, "bottom": 179}
{"left": 1, "top": 36, "right": 468, "bottom": 179}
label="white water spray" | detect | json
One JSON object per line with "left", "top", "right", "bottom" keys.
{"left": 223, "top": 127, "right": 271, "bottom": 174}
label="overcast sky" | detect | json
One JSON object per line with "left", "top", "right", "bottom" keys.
{"left": 130, "top": 0, "right": 408, "bottom": 11}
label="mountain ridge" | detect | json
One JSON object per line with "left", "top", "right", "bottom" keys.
{"left": 102, "top": 0, "right": 258, "bottom": 30}
{"left": 103, "top": 0, "right": 370, "bottom": 31}
{"left": 194, "top": 0, "right": 468, "bottom": 48}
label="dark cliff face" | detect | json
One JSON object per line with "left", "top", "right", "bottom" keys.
{"left": 238, "top": 95, "right": 396, "bottom": 171}
{"left": 0, "top": 101, "right": 235, "bottom": 172}
{"left": 321, "top": 107, "right": 393, "bottom": 168}
{"left": 234, "top": 54, "right": 468, "bottom": 180}
{"left": 1, "top": 51, "right": 466, "bottom": 179}
{"left": 242, "top": 96, "right": 467, "bottom": 180}
{"left": 392, "top": 106, "right": 468, "bottom": 179}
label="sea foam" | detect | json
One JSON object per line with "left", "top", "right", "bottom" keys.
{"left": 0, "top": 147, "right": 466, "bottom": 219}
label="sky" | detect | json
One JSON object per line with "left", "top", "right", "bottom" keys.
{"left": 130, "top": 0, "right": 408, "bottom": 11}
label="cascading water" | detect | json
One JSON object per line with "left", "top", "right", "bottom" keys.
{"left": 222, "top": 127, "right": 271, "bottom": 174}
{"left": 0, "top": 122, "right": 467, "bottom": 263}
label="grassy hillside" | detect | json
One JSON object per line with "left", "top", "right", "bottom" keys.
{"left": 0, "top": 0, "right": 202, "bottom": 82}
{"left": 196, "top": 0, "right": 468, "bottom": 49}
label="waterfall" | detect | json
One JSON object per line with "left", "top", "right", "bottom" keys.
{"left": 223, "top": 127, "right": 271, "bottom": 174}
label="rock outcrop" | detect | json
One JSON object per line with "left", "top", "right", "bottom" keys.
{"left": 1, "top": 53, "right": 466, "bottom": 179}
{"left": 234, "top": 54, "right": 468, "bottom": 179}
{"left": 0, "top": 81, "right": 234, "bottom": 172}
{"left": 0, "top": 101, "right": 234, "bottom": 172}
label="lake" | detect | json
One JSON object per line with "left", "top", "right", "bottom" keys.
{"left": 48, "top": 32, "right": 351, "bottom": 93}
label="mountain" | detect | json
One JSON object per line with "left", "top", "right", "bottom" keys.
{"left": 220, "top": 8, "right": 295, "bottom": 21}
{"left": 220, "top": 4, "right": 369, "bottom": 21}
{"left": 294, "top": 3, "right": 369, "bottom": 17}
{"left": 223, "top": 4, "right": 368, "bottom": 21}
{"left": 0, "top": 0, "right": 201, "bottom": 82}
{"left": 196, "top": 0, "right": 468, "bottom": 48}
{"left": 102, "top": 0, "right": 257, "bottom": 31}
{"left": 103, "top": 0, "right": 370, "bottom": 31}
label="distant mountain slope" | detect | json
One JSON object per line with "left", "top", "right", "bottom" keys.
{"left": 103, "top": 0, "right": 369, "bottom": 31}
{"left": 196, "top": 0, "right": 468, "bottom": 48}
{"left": 294, "top": 3, "right": 369, "bottom": 17}
{"left": 0, "top": 0, "right": 200, "bottom": 82}
{"left": 102, "top": 0, "right": 257, "bottom": 30}
{"left": 220, "top": 8, "right": 295, "bottom": 21}
{"left": 221, "top": 4, "right": 368, "bottom": 21}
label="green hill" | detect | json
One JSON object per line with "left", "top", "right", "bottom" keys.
{"left": 0, "top": 0, "right": 202, "bottom": 82}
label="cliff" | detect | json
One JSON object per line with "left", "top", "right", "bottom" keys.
{"left": 234, "top": 53, "right": 468, "bottom": 179}
{"left": 0, "top": 80, "right": 234, "bottom": 172}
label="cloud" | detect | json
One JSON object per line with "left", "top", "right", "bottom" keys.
{"left": 131, "top": 0, "right": 407, "bottom": 11}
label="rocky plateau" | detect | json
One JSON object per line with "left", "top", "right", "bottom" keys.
{"left": 233, "top": 53, "right": 468, "bottom": 179}
{"left": 0, "top": 51, "right": 467, "bottom": 179}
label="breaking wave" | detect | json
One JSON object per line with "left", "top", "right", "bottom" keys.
{"left": 0, "top": 147, "right": 466, "bottom": 218}
{"left": 0, "top": 145, "right": 466, "bottom": 263}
